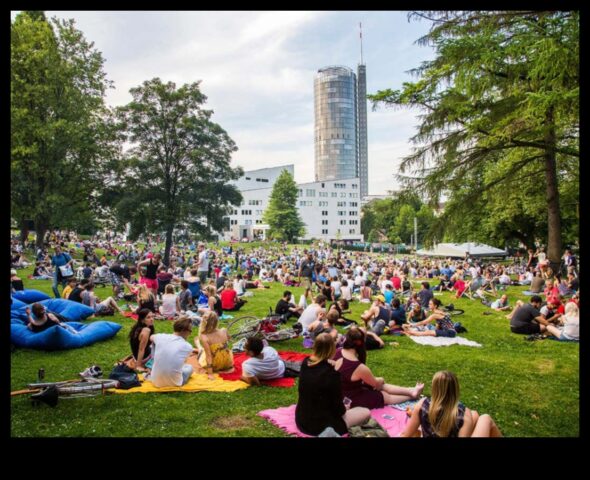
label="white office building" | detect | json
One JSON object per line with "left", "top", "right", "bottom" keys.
{"left": 222, "top": 165, "right": 363, "bottom": 243}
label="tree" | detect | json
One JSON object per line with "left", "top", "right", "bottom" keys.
{"left": 262, "top": 170, "right": 305, "bottom": 242}
{"left": 11, "top": 12, "right": 119, "bottom": 247}
{"left": 369, "top": 11, "right": 579, "bottom": 269}
{"left": 114, "top": 78, "right": 243, "bottom": 266}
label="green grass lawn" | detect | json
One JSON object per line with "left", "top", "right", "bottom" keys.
{"left": 11, "top": 265, "right": 579, "bottom": 437}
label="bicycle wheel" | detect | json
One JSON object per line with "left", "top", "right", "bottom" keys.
{"left": 264, "top": 329, "right": 297, "bottom": 342}
{"left": 227, "top": 316, "right": 261, "bottom": 340}
{"left": 58, "top": 379, "right": 119, "bottom": 397}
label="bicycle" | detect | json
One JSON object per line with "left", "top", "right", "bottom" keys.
{"left": 11, "top": 377, "right": 120, "bottom": 407}
{"left": 227, "top": 308, "right": 300, "bottom": 343}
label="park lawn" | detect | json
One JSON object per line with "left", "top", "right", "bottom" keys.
{"left": 11, "top": 266, "right": 579, "bottom": 437}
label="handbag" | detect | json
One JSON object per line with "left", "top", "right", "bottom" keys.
{"left": 59, "top": 264, "right": 74, "bottom": 278}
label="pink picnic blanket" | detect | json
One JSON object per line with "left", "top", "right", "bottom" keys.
{"left": 220, "top": 351, "right": 309, "bottom": 387}
{"left": 258, "top": 404, "right": 409, "bottom": 437}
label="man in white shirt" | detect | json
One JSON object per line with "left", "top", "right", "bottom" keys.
{"left": 240, "top": 337, "right": 286, "bottom": 385}
{"left": 149, "top": 317, "right": 195, "bottom": 387}
{"left": 298, "top": 294, "right": 327, "bottom": 334}
{"left": 196, "top": 243, "right": 209, "bottom": 284}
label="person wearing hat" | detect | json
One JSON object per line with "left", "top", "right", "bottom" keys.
{"left": 360, "top": 295, "right": 392, "bottom": 335}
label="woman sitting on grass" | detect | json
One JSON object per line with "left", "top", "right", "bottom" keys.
{"left": 403, "top": 298, "right": 457, "bottom": 338}
{"left": 333, "top": 327, "right": 424, "bottom": 409}
{"left": 196, "top": 311, "right": 234, "bottom": 380}
{"left": 159, "top": 284, "right": 180, "bottom": 319}
{"left": 81, "top": 282, "right": 124, "bottom": 316}
{"left": 545, "top": 302, "right": 579, "bottom": 342}
{"left": 295, "top": 333, "right": 371, "bottom": 437}
{"left": 136, "top": 284, "right": 158, "bottom": 315}
{"left": 400, "top": 370, "right": 502, "bottom": 437}
{"left": 129, "top": 308, "right": 155, "bottom": 372}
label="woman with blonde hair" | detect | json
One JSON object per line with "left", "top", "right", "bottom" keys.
{"left": 545, "top": 301, "right": 579, "bottom": 342}
{"left": 159, "top": 284, "right": 180, "bottom": 319}
{"left": 295, "top": 333, "right": 370, "bottom": 436}
{"left": 196, "top": 311, "right": 234, "bottom": 379}
{"left": 136, "top": 283, "right": 158, "bottom": 314}
{"left": 400, "top": 371, "right": 503, "bottom": 437}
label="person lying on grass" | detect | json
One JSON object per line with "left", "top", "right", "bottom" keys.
{"left": 402, "top": 298, "right": 457, "bottom": 338}
{"left": 400, "top": 370, "right": 502, "bottom": 438}
{"left": 240, "top": 337, "right": 286, "bottom": 386}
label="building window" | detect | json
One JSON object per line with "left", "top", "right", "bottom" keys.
{"left": 338, "top": 211, "right": 346, "bottom": 216}
{"left": 319, "top": 201, "right": 328, "bottom": 207}
{"left": 340, "top": 192, "right": 347, "bottom": 198}
{"left": 331, "top": 192, "right": 337, "bottom": 198}
{"left": 349, "top": 193, "right": 358, "bottom": 198}
{"left": 319, "top": 192, "right": 328, "bottom": 197}
{"left": 321, "top": 183, "right": 325, "bottom": 188}
{"left": 255, "top": 220, "right": 262, "bottom": 224}
{"left": 349, "top": 220, "right": 358, "bottom": 225}
{"left": 245, "top": 177, "right": 251, "bottom": 180}
{"left": 349, "top": 229, "right": 356, "bottom": 234}
{"left": 349, "top": 211, "right": 357, "bottom": 216}
{"left": 322, "top": 211, "right": 328, "bottom": 216}
{"left": 340, "top": 220, "right": 346, "bottom": 225}
{"left": 298, "top": 189, "right": 303, "bottom": 197}
{"left": 245, "top": 220, "right": 252, "bottom": 225}
{"left": 337, "top": 201, "right": 346, "bottom": 207}
{"left": 350, "top": 202, "right": 358, "bottom": 207}
{"left": 322, "top": 220, "right": 328, "bottom": 225}
{"left": 306, "top": 189, "right": 316, "bottom": 197}
{"left": 352, "top": 184, "right": 358, "bottom": 188}
{"left": 322, "top": 229, "right": 328, "bottom": 235}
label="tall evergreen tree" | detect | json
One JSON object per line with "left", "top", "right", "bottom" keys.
{"left": 370, "top": 11, "right": 579, "bottom": 268}
{"left": 262, "top": 170, "right": 305, "bottom": 242}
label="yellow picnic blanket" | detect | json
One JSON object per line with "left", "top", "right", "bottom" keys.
{"left": 112, "top": 372, "right": 249, "bottom": 394}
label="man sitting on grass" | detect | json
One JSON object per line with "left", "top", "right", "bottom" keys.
{"left": 240, "top": 337, "right": 286, "bottom": 386}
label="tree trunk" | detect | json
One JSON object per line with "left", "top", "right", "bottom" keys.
{"left": 163, "top": 225, "right": 174, "bottom": 267}
{"left": 35, "top": 217, "right": 48, "bottom": 249}
{"left": 19, "top": 218, "right": 29, "bottom": 246}
{"left": 543, "top": 107, "right": 562, "bottom": 272}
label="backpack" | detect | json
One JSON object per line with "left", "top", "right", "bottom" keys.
{"left": 109, "top": 364, "right": 142, "bottom": 389}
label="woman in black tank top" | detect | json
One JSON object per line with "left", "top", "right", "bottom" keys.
{"left": 129, "top": 309, "right": 155, "bottom": 370}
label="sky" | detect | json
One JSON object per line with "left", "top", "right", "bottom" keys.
{"left": 12, "top": 10, "right": 436, "bottom": 195}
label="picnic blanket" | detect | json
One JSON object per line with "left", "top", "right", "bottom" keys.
{"left": 407, "top": 335, "right": 482, "bottom": 347}
{"left": 112, "top": 372, "right": 249, "bottom": 394}
{"left": 258, "top": 404, "right": 409, "bottom": 438}
{"left": 123, "top": 311, "right": 138, "bottom": 320}
{"left": 217, "top": 351, "right": 309, "bottom": 387}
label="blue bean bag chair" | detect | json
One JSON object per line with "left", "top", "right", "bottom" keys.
{"left": 11, "top": 297, "right": 27, "bottom": 310}
{"left": 11, "top": 321, "right": 122, "bottom": 350}
{"left": 38, "top": 299, "right": 95, "bottom": 322}
{"left": 12, "top": 289, "right": 51, "bottom": 304}
{"left": 10, "top": 299, "right": 95, "bottom": 323}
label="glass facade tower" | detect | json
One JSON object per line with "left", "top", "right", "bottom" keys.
{"left": 314, "top": 65, "right": 368, "bottom": 197}
{"left": 314, "top": 66, "right": 358, "bottom": 182}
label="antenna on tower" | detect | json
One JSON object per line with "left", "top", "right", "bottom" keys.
{"left": 359, "top": 22, "right": 364, "bottom": 65}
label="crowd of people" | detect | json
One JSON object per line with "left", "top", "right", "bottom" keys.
{"left": 10, "top": 229, "right": 579, "bottom": 437}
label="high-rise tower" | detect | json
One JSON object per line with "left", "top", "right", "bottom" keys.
{"left": 356, "top": 63, "right": 368, "bottom": 199}
{"left": 314, "top": 66, "right": 358, "bottom": 182}
{"left": 314, "top": 62, "right": 368, "bottom": 197}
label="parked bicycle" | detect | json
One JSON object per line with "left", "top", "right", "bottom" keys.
{"left": 227, "top": 308, "right": 301, "bottom": 343}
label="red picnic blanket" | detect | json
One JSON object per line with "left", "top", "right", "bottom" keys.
{"left": 219, "top": 351, "right": 309, "bottom": 387}
{"left": 123, "top": 311, "right": 138, "bottom": 320}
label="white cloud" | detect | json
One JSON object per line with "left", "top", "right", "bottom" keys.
{"left": 13, "top": 10, "right": 435, "bottom": 196}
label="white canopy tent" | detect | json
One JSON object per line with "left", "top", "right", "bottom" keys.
{"left": 416, "top": 242, "right": 507, "bottom": 258}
